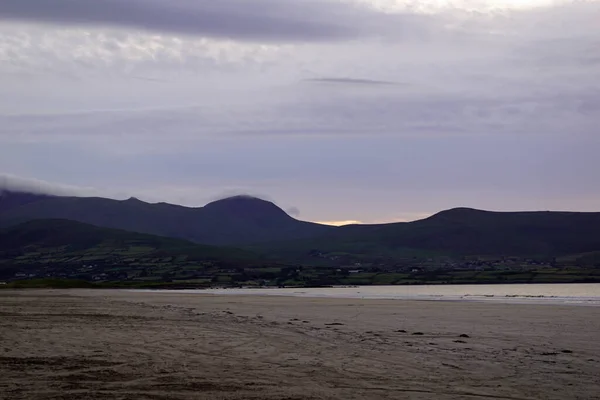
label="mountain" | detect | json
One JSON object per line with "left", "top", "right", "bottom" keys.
{"left": 0, "top": 219, "right": 261, "bottom": 280}
{"left": 389, "top": 208, "right": 600, "bottom": 255}
{"left": 0, "top": 191, "right": 334, "bottom": 246}
{"left": 0, "top": 190, "right": 53, "bottom": 213}
{"left": 2, "top": 190, "right": 600, "bottom": 259}
{"left": 258, "top": 207, "right": 600, "bottom": 259}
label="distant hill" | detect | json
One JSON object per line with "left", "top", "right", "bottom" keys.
{"left": 340, "top": 208, "right": 600, "bottom": 255}
{"left": 2, "top": 190, "right": 600, "bottom": 260}
{"left": 0, "top": 191, "right": 334, "bottom": 246}
{"left": 0, "top": 219, "right": 262, "bottom": 280}
{"left": 257, "top": 208, "right": 600, "bottom": 260}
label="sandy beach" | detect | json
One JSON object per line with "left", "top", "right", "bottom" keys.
{"left": 1, "top": 290, "right": 599, "bottom": 400}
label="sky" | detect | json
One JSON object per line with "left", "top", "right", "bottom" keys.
{"left": 0, "top": 0, "right": 599, "bottom": 225}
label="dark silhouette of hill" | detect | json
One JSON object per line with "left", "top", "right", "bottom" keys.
{"left": 2, "top": 190, "right": 600, "bottom": 258}
{"left": 0, "top": 219, "right": 259, "bottom": 268}
{"left": 0, "top": 190, "right": 54, "bottom": 213}
{"left": 258, "top": 208, "right": 600, "bottom": 258}
{"left": 381, "top": 208, "right": 600, "bottom": 255}
{"left": 0, "top": 191, "right": 334, "bottom": 246}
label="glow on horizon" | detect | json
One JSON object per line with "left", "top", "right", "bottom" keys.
{"left": 315, "top": 212, "right": 433, "bottom": 225}
{"left": 315, "top": 220, "right": 364, "bottom": 226}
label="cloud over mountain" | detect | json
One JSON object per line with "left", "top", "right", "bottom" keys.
{"left": 0, "top": 0, "right": 406, "bottom": 42}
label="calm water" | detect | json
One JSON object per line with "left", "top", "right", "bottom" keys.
{"left": 193, "top": 284, "right": 600, "bottom": 306}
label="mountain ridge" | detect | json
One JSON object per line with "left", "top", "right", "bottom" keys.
{"left": 0, "top": 190, "right": 334, "bottom": 245}
{"left": 2, "top": 189, "right": 600, "bottom": 258}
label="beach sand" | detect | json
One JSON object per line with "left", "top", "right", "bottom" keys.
{"left": 1, "top": 289, "right": 599, "bottom": 400}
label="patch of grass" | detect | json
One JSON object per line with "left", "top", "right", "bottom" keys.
{"left": 2, "top": 279, "right": 99, "bottom": 289}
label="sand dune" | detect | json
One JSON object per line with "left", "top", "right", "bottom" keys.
{"left": 1, "top": 289, "right": 599, "bottom": 400}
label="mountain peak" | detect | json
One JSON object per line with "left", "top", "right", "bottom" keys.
{"left": 203, "top": 195, "right": 291, "bottom": 219}
{"left": 205, "top": 195, "right": 272, "bottom": 206}
{"left": 427, "top": 207, "right": 488, "bottom": 222}
{"left": 124, "top": 196, "right": 144, "bottom": 203}
{"left": 210, "top": 194, "right": 264, "bottom": 202}
{"left": 437, "top": 207, "right": 482, "bottom": 215}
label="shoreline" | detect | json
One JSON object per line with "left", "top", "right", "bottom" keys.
{"left": 4, "top": 281, "right": 599, "bottom": 306}
{"left": 137, "top": 283, "right": 600, "bottom": 306}
{"left": 3, "top": 272, "right": 600, "bottom": 291}
{"left": 134, "top": 290, "right": 600, "bottom": 307}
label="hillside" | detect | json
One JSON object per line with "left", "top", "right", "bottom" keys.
{"left": 0, "top": 191, "right": 334, "bottom": 245}
{"left": 255, "top": 208, "right": 600, "bottom": 263}
{"left": 0, "top": 219, "right": 262, "bottom": 281}
{"left": 2, "top": 190, "right": 600, "bottom": 263}
{"left": 342, "top": 208, "right": 600, "bottom": 255}
{"left": 2, "top": 218, "right": 598, "bottom": 287}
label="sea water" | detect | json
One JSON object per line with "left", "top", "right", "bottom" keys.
{"left": 192, "top": 283, "right": 600, "bottom": 306}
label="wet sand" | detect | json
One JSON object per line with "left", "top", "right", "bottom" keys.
{"left": 1, "top": 289, "right": 599, "bottom": 400}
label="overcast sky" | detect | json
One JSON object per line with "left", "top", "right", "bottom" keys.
{"left": 1, "top": 0, "right": 598, "bottom": 225}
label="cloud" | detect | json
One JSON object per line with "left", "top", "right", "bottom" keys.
{"left": 0, "top": 0, "right": 398, "bottom": 43}
{"left": 0, "top": 172, "right": 106, "bottom": 197}
{"left": 306, "top": 77, "right": 400, "bottom": 86}
{"left": 0, "top": 172, "right": 311, "bottom": 220}
{"left": 207, "top": 190, "right": 303, "bottom": 217}
{"left": 286, "top": 207, "right": 301, "bottom": 217}
{"left": 1, "top": 1, "right": 599, "bottom": 224}
{"left": 208, "top": 189, "right": 276, "bottom": 203}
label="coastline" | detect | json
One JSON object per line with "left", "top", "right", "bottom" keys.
{"left": 145, "top": 283, "right": 600, "bottom": 306}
